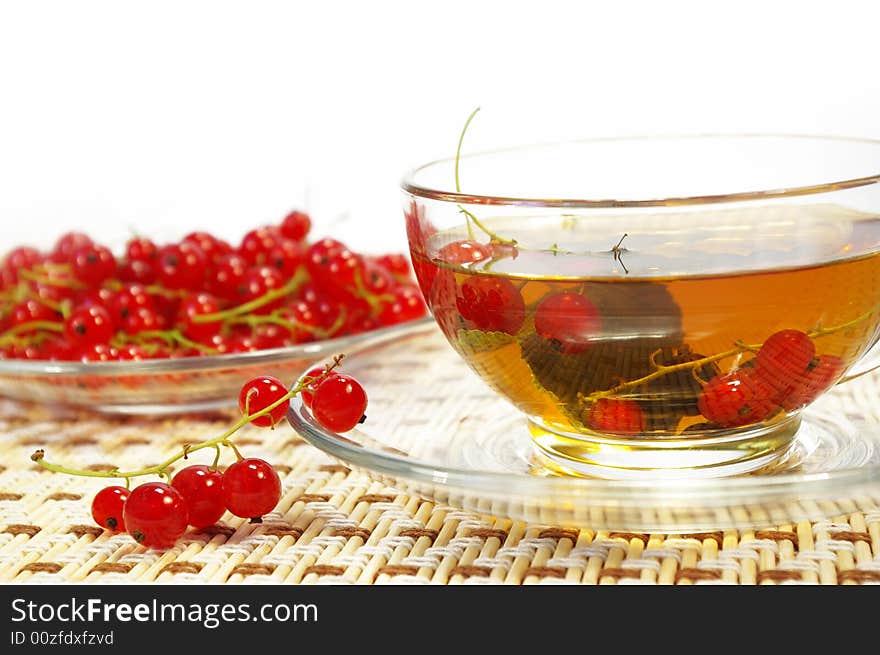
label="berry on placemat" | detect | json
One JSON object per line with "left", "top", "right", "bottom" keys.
{"left": 221, "top": 458, "right": 282, "bottom": 522}
{"left": 123, "top": 482, "right": 189, "bottom": 549}
{"left": 172, "top": 465, "right": 226, "bottom": 529}
{"left": 91, "top": 486, "right": 130, "bottom": 532}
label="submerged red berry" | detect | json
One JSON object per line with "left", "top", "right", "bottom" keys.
{"left": 534, "top": 292, "right": 601, "bottom": 354}
{"left": 585, "top": 398, "right": 645, "bottom": 435}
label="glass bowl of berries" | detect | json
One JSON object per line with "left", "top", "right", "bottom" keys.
{"left": 401, "top": 112, "right": 880, "bottom": 479}
{"left": 0, "top": 210, "right": 431, "bottom": 414}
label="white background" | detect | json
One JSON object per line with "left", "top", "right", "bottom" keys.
{"left": 0, "top": 0, "right": 877, "bottom": 253}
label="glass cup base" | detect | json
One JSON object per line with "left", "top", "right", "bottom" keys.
{"left": 529, "top": 415, "right": 802, "bottom": 479}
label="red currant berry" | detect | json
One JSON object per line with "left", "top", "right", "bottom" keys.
{"left": 123, "top": 482, "right": 188, "bottom": 548}
{"left": 116, "top": 344, "right": 148, "bottom": 360}
{"left": 456, "top": 276, "right": 524, "bottom": 334}
{"left": 310, "top": 373, "right": 368, "bottom": 433}
{"left": 777, "top": 354, "right": 846, "bottom": 411}
{"left": 11, "top": 299, "right": 60, "bottom": 329}
{"left": 109, "top": 284, "right": 155, "bottom": 324}
{"left": 2, "top": 246, "right": 43, "bottom": 282}
{"left": 76, "top": 342, "right": 119, "bottom": 362}
{"left": 71, "top": 244, "right": 117, "bottom": 286}
{"left": 50, "top": 232, "right": 93, "bottom": 263}
{"left": 322, "top": 248, "right": 361, "bottom": 290}
{"left": 755, "top": 329, "right": 816, "bottom": 392}
{"left": 251, "top": 323, "right": 292, "bottom": 350}
{"left": 360, "top": 260, "right": 395, "bottom": 296}
{"left": 299, "top": 366, "right": 336, "bottom": 408}
{"left": 238, "top": 226, "right": 282, "bottom": 266}
{"left": 375, "top": 253, "right": 411, "bottom": 279}
{"left": 156, "top": 242, "right": 207, "bottom": 290}
{"left": 118, "top": 259, "right": 157, "bottom": 284}
{"left": 698, "top": 369, "right": 778, "bottom": 428}
{"left": 65, "top": 304, "right": 115, "bottom": 345}
{"left": 42, "top": 336, "right": 76, "bottom": 361}
{"left": 239, "top": 376, "right": 290, "bottom": 427}
{"left": 279, "top": 301, "right": 322, "bottom": 343}
{"left": 74, "top": 286, "right": 115, "bottom": 311}
{"left": 266, "top": 238, "right": 305, "bottom": 278}
{"left": 534, "top": 292, "right": 601, "bottom": 354}
{"left": 121, "top": 306, "right": 163, "bottom": 335}
{"left": 177, "top": 293, "right": 222, "bottom": 341}
{"left": 91, "top": 486, "right": 130, "bottom": 532}
{"left": 585, "top": 398, "right": 645, "bottom": 435}
{"left": 243, "top": 266, "right": 286, "bottom": 314}
{"left": 221, "top": 458, "right": 282, "bottom": 520}
{"left": 378, "top": 285, "right": 427, "bottom": 326}
{"left": 125, "top": 236, "right": 158, "bottom": 263}
{"left": 305, "top": 238, "right": 347, "bottom": 280}
{"left": 229, "top": 332, "right": 258, "bottom": 352}
{"left": 341, "top": 309, "right": 379, "bottom": 335}
{"left": 209, "top": 253, "right": 249, "bottom": 302}
{"left": 171, "top": 465, "right": 226, "bottom": 529}
{"left": 280, "top": 210, "right": 312, "bottom": 241}
{"left": 183, "top": 231, "right": 233, "bottom": 263}
{"left": 438, "top": 240, "right": 491, "bottom": 265}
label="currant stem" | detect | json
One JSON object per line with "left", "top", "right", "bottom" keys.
{"left": 18, "top": 269, "right": 85, "bottom": 290}
{"left": 227, "top": 311, "right": 331, "bottom": 340}
{"left": 122, "top": 329, "right": 219, "bottom": 354}
{"left": 30, "top": 356, "right": 346, "bottom": 481}
{"left": 350, "top": 268, "right": 395, "bottom": 313}
{"left": 578, "top": 311, "right": 874, "bottom": 404}
{"left": 453, "top": 107, "right": 517, "bottom": 247}
{"left": 191, "top": 267, "right": 308, "bottom": 323}
{"left": 0, "top": 321, "right": 63, "bottom": 346}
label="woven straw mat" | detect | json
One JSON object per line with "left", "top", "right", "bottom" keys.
{"left": 1, "top": 395, "right": 879, "bottom": 586}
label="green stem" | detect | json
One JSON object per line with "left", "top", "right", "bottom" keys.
{"left": 18, "top": 269, "right": 85, "bottom": 290}
{"left": 453, "top": 107, "right": 517, "bottom": 247}
{"left": 192, "top": 268, "right": 308, "bottom": 323}
{"left": 578, "top": 311, "right": 874, "bottom": 404}
{"left": 350, "top": 268, "right": 395, "bottom": 314}
{"left": 30, "top": 356, "right": 346, "bottom": 480}
{"left": 454, "top": 107, "right": 481, "bottom": 195}
{"left": 0, "top": 320, "right": 63, "bottom": 345}
{"left": 123, "top": 329, "right": 219, "bottom": 354}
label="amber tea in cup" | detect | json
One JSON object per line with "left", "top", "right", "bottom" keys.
{"left": 402, "top": 135, "right": 880, "bottom": 478}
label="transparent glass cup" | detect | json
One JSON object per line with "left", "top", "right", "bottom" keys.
{"left": 401, "top": 135, "right": 880, "bottom": 479}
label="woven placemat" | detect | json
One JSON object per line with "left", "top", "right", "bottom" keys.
{"left": 0, "top": 398, "right": 878, "bottom": 585}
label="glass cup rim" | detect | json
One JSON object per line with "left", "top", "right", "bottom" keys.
{"left": 400, "top": 132, "right": 880, "bottom": 209}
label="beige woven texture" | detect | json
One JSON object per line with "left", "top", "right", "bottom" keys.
{"left": 0, "top": 398, "right": 879, "bottom": 585}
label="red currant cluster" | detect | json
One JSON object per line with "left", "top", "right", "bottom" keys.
{"left": 1, "top": 210, "right": 426, "bottom": 361}
{"left": 697, "top": 329, "right": 845, "bottom": 428}
{"left": 580, "top": 329, "right": 846, "bottom": 435}
{"left": 33, "top": 364, "right": 368, "bottom": 549}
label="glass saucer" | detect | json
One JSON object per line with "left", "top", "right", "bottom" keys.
{"left": 286, "top": 321, "right": 880, "bottom": 532}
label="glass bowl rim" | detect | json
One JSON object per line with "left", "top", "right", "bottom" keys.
{"left": 400, "top": 132, "right": 880, "bottom": 209}
{"left": 0, "top": 318, "right": 434, "bottom": 377}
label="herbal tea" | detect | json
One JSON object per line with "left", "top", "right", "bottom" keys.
{"left": 409, "top": 204, "right": 880, "bottom": 448}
